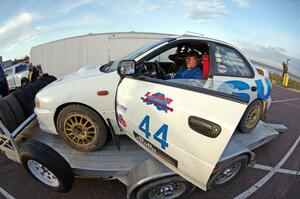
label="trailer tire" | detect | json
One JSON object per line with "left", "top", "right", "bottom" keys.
{"left": 238, "top": 100, "right": 263, "bottom": 133}
{"left": 135, "top": 176, "right": 195, "bottom": 199}
{"left": 19, "top": 140, "right": 74, "bottom": 192}
{"left": 0, "top": 100, "right": 17, "bottom": 132}
{"left": 207, "top": 155, "right": 248, "bottom": 190}
{"left": 3, "top": 94, "right": 25, "bottom": 125}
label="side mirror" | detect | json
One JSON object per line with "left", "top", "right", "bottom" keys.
{"left": 117, "top": 60, "right": 136, "bottom": 76}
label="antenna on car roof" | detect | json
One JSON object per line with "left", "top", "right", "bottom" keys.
{"left": 183, "top": 31, "right": 204, "bottom": 37}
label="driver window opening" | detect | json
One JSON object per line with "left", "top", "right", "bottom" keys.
{"left": 140, "top": 42, "right": 211, "bottom": 81}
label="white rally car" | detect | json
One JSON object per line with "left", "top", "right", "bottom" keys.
{"left": 35, "top": 35, "right": 272, "bottom": 190}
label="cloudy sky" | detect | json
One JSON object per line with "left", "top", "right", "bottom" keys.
{"left": 0, "top": 0, "right": 300, "bottom": 76}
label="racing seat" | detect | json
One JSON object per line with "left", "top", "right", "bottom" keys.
{"left": 201, "top": 55, "right": 210, "bottom": 80}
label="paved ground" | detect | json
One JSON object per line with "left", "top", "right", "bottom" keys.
{"left": 1, "top": 85, "right": 300, "bottom": 199}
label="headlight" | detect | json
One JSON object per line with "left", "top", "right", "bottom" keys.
{"left": 35, "top": 97, "right": 41, "bottom": 108}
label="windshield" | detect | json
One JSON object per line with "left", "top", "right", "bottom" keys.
{"left": 103, "top": 38, "right": 172, "bottom": 73}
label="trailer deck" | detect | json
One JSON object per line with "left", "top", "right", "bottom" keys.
{"left": 0, "top": 114, "right": 287, "bottom": 198}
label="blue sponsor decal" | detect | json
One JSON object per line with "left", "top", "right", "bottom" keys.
{"left": 225, "top": 78, "right": 272, "bottom": 102}
{"left": 225, "top": 80, "right": 251, "bottom": 102}
{"left": 255, "top": 77, "right": 272, "bottom": 100}
{"left": 141, "top": 92, "right": 173, "bottom": 113}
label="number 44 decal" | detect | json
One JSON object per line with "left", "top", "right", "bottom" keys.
{"left": 139, "top": 115, "right": 169, "bottom": 150}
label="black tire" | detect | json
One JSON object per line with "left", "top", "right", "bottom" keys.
{"left": 40, "top": 78, "right": 50, "bottom": 86}
{"left": 136, "top": 176, "right": 195, "bottom": 199}
{"left": 27, "top": 84, "right": 40, "bottom": 95}
{"left": 3, "top": 94, "right": 25, "bottom": 125}
{"left": 12, "top": 90, "right": 35, "bottom": 118}
{"left": 48, "top": 75, "right": 57, "bottom": 82}
{"left": 238, "top": 100, "right": 263, "bottom": 133}
{"left": 21, "top": 78, "right": 29, "bottom": 87}
{"left": 0, "top": 100, "right": 18, "bottom": 132}
{"left": 44, "top": 75, "right": 57, "bottom": 84}
{"left": 31, "top": 81, "right": 44, "bottom": 90}
{"left": 207, "top": 155, "right": 248, "bottom": 190}
{"left": 19, "top": 140, "right": 74, "bottom": 192}
{"left": 57, "top": 105, "right": 108, "bottom": 152}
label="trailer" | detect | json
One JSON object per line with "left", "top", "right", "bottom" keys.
{"left": 0, "top": 112, "right": 287, "bottom": 199}
{"left": 30, "top": 32, "right": 174, "bottom": 78}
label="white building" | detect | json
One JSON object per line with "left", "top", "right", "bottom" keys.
{"left": 30, "top": 32, "right": 173, "bottom": 78}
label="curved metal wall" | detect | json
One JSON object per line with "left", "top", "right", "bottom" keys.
{"left": 30, "top": 32, "right": 172, "bottom": 77}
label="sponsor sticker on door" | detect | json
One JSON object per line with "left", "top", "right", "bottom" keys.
{"left": 140, "top": 92, "right": 173, "bottom": 113}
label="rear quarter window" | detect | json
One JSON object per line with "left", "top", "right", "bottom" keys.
{"left": 15, "top": 64, "right": 28, "bottom": 73}
{"left": 214, "top": 44, "right": 253, "bottom": 78}
{"left": 256, "top": 68, "right": 264, "bottom": 76}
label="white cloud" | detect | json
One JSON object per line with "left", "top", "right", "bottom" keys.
{"left": 232, "top": 0, "right": 249, "bottom": 8}
{"left": 0, "top": 12, "right": 34, "bottom": 36}
{"left": 149, "top": 5, "right": 161, "bottom": 11}
{"left": 60, "top": 0, "right": 93, "bottom": 12}
{"left": 184, "top": 0, "right": 228, "bottom": 22}
{"left": 49, "top": 13, "right": 106, "bottom": 30}
{"left": 0, "top": 12, "right": 43, "bottom": 52}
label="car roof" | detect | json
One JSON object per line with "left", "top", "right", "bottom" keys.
{"left": 164, "top": 34, "right": 242, "bottom": 51}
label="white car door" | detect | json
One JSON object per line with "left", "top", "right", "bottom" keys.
{"left": 116, "top": 77, "right": 248, "bottom": 190}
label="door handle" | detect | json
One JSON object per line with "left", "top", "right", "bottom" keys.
{"left": 188, "top": 116, "right": 221, "bottom": 138}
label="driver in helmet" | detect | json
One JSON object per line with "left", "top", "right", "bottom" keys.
{"left": 166, "top": 50, "right": 202, "bottom": 79}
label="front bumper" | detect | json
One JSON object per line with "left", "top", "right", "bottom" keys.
{"left": 34, "top": 107, "right": 57, "bottom": 134}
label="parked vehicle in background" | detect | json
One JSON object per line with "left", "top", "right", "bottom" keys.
{"left": 5, "top": 63, "right": 29, "bottom": 90}
{"left": 0, "top": 66, "right": 9, "bottom": 99}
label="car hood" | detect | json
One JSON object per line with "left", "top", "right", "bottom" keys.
{"left": 50, "top": 65, "right": 103, "bottom": 86}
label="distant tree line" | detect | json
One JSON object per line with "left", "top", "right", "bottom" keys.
{"left": 12, "top": 55, "right": 30, "bottom": 65}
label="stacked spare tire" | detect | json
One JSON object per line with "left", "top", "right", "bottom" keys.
{"left": 0, "top": 74, "right": 57, "bottom": 133}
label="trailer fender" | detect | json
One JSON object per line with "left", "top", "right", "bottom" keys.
{"left": 219, "top": 138, "right": 255, "bottom": 166}
{"left": 126, "top": 158, "right": 175, "bottom": 199}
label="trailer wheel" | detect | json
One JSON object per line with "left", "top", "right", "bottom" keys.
{"left": 3, "top": 94, "right": 25, "bottom": 125}
{"left": 238, "top": 100, "right": 263, "bottom": 133}
{"left": 207, "top": 155, "right": 248, "bottom": 189}
{"left": 20, "top": 140, "right": 74, "bottom": 192}
{"left": 57, "top": 104, "right": 108, "bottom": 152}
{"left": 0, "top": 100, "right": 17, "bottom": 132}
{"left": 135, "top": 176, "right": 195, "bottom": 199}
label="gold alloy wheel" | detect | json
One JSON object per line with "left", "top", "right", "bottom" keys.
{"left": 246, "top": 105, "right": 261, "bottom": 129}
{"left": 64, "top": 114, "right": 96, "bottom": 145}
